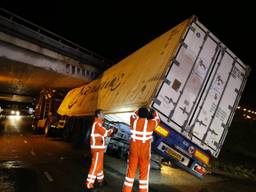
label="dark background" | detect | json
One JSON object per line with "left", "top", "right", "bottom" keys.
{"left": 1, "top": 0, "right": 255, "bottom": 107}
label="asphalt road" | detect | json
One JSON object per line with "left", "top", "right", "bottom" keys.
{"left": 0, "top": 116, "right": 255, "bottom": 192}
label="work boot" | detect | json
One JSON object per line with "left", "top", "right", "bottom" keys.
{"left": 96, "top": 180, "right": 108, "bottom": 187}
{"left": 84, "top": 187, "right": 96, "bottom": 192}
{"left": 83, "top": 182, "right": 96, "bottom": 192}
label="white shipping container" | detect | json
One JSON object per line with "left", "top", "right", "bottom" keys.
{"left": 152, "top": 18, "right": 250, "bottom": 158}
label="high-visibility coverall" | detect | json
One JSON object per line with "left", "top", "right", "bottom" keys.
{"left": 86, "top": 118, "right": 114, "bottom": 189}
{"left": 122, "top": 111, "right": 160, "bottom": 192}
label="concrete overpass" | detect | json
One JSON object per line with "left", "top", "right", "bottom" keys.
{"left": 0, "top": 8, "right": 110, "bottom": 103}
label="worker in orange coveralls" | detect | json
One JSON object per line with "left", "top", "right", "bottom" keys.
{"left": 122, "top": 107, "right": 160, "bottom": 192}
{"left": 85, "top": 109, "right": 117, "bottom": 191}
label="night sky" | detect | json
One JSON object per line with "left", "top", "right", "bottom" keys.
{"left": 1, "top": 1, "right": 255, "bottom": 107}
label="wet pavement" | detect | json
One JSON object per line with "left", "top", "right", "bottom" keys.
{"left": 0, "top": 116, "right": 256, "bottom": 192}
{"left": 0, "top": 161, "right": 37, "bottom": 192}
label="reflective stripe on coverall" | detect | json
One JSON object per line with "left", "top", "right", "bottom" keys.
{"left": 122, "top": 111, "right": 160, "bottom": 192}
{"left": 86, "top": 118, "right": 113, "bottom": 189}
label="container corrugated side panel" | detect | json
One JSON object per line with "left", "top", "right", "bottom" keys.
{"left": 97, "top": 18, "right": 191, "bottom": 113}
{"left": 57, "top": 18, "right": 191, "bottom": 116}
{"left": 57, "top": 79, "right": 99, "bottom": 116}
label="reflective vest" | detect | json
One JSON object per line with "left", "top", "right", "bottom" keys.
{"left": 130, "top": 111, "right": 160, "bottom": 143}
{"left": 90, "top": 118, "right": 113, "bottom": 152}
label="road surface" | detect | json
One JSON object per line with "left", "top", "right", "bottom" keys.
{"left": 0, "top": 115, "right": 255, "bottom": 192}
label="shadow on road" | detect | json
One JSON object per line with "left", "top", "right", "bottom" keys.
{"left": 150, "top": 184, "right": 183, "bottom": 192}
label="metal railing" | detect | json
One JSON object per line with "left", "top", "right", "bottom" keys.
{"left": 0, "top": 8, "right": 111, "bottom": 68}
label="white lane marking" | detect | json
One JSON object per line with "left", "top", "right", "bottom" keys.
{"left": 30, "top": 150, "right": 36, "bottom": 156}
{"left": 24, "top": 140, "right": 28, "bottom": 144}
{"left": 43, "top": 171, "right": 54, "bottom": 182}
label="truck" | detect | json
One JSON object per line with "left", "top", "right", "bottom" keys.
{"left": 57, "top": 16, "right": 250, "bottom": 178}
{"left": 103, "top": 117, "right": 130, "bottom": 160}
{"left": 103, "top": 114, "right": 162, "bottom": 169}
{"left": 32, "top": 88, "right": 94, "bottom": 150}
{"left": 32, "top": 88, "right": 66, "bottom": 136}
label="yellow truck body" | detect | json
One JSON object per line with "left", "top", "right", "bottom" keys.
{"left": 58, "top": 18, "right": 191, "bottom": 116}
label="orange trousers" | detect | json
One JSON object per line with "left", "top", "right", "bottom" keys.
{"left": 122, "top": 142, "right": 151, "bottom": 192}
{"left": 86, "top": 151, "right": 104, "bottom": 189}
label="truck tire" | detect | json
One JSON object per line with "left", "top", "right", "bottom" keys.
{"left": 71, "top": 117, "right": 84, "bottom": 148}
{"left": 119, "top": 150, "right": 128, "bottom": 160}
{"left": 151, "top": 160, "right": 161, "bottom": 170}
{"left": 63, "top": 118, "right": 74, "bottom": 141}
{"left": 56, "top": 128, "right": 63, "bottom": 138}
{"left": 83, "top": 117, "right": 92, "bottom": 152}
{"left": 45, "top": 126, "right": 54, "bottom": 137}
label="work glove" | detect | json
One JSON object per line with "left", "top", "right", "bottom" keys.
{"left": 147, "top": 108, "right": 156, "bottom": 119}
{"left": 112, "top": 127, "right": 118, "bottom": 134}
{"left": 149, "top": 108, "right": 155, "bottom": 114}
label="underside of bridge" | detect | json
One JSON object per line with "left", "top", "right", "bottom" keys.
{"left": 0, "top": 57, "right": 86, "bottom": 99}
{"left": 0, "top": 8, "right": 110, "bottom": 103}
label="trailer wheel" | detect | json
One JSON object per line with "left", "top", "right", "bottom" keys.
{"left": 119, "top": 150, "right": 128, "bottom": 160}
{"left": 71, "top": 118, "right": 84, "bottom": 148}
{"left": 151, "top": 160, "right": 161, "bottom": 170}
{"left": 45, "top": 126, "right": 54, "bottom": 137}
{"left": 63, "top": 118, "right": 73, "bottom": 141}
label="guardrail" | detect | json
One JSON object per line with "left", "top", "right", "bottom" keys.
{"left": 0, "top": 8, "right": 111, "bottom": 69}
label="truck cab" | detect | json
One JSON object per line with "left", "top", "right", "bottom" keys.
{"left": 32, "top": 88, "right": 66, "bottom": 136}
